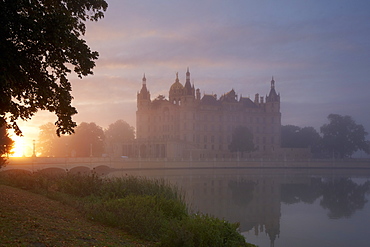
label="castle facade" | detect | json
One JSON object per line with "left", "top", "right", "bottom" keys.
{"left": 134, "top": 69, "right": 282, "bottom": 160}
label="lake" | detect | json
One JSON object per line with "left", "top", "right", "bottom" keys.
{"left": 107, "top": 167, "right": 370, "bottom": 247}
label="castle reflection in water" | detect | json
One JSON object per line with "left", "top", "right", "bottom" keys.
{"left": 108, "top": 168, "right": 370, "bottom": 247}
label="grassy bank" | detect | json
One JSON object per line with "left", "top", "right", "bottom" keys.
{"left": 0, "top": 169, "right": 256, "bottom": 247}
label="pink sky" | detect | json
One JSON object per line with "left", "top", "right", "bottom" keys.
{"left": 12, "top": 0, "right": 370, "bottom": 156}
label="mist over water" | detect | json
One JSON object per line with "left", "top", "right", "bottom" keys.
{"left": 108, "top": 167, "right": 370, "bottom": 247}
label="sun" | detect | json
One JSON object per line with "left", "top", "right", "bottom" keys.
{"left": 10, "top": 135, "right": 29, "bottom": 157}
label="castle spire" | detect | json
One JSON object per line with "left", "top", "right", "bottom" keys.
{"left": 184, "top": 67, "right": 193, "bottom": 96}
{"left": 142, "top": 73, "right": 146, "bottom": 85}
{"left": 271, "top": 76, "right": 275, "bottom": 89}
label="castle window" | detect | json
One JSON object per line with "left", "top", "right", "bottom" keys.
{"left": 211, "top": 136, "right": 214, "bottom": 143}
{"left": 204, "top": 135, "right": 208, "bottom": 143}
{"left": 212, "top": 145, "right": 214, "bottom": 150}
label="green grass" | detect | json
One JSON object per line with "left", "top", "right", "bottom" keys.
{"left": 0, "top": 169, "right": 257, "bottom": 247}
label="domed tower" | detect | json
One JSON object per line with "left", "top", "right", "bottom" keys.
{"left": 169, "top": 72, "right": 184, "bottom": 105}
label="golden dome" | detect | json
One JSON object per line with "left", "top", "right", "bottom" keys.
{"left": 169, "top": 72, "right": 184, "bottom": 94}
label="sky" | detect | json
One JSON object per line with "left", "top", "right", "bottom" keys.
{"left": 13, "top": 0, "right": 370, "bottom": 156}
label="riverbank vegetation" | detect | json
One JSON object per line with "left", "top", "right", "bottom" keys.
{"left": 0, "top": 169, "right": 256, "bottom": 247}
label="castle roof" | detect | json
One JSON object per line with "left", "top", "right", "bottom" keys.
{"left": 240, "top": 97, "right": 258, "bottom": 108}
{"left": 220, "top": 89, "right": 238, "bottom": 102}
{"left": 201, "top": 94, "right": 220, "bottom": 106}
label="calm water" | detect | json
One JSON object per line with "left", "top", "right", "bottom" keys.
{"left": 107, "top": 167, "right": 370, "bottom": 247}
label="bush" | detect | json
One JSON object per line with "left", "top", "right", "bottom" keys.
{"left": 86, "top": 194, "right": 188, "bottom": 240}
{"left": 160, "top": 214, "right": 252, "bottom": 247}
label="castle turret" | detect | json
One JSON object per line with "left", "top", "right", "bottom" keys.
{"left": 184, "top": 67, "right": 194, "bottom": 96}
{"left": 265, "top": 76, "right": 281, "bottom": 150}
{"left": 266, "top": 77, "right": 280, "bottom": 103}
{"left": 137, "top": 74, "right": 151, "bottom": 109}
{"left": 136, "top": 74, "right": 151, "bottom": 140}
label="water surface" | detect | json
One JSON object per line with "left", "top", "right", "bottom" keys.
{"left": 108, "top": 167, "right": 370, "bottom": 247}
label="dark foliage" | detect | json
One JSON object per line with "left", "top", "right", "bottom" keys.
{"left": 228, "top": 126, "right": 255, "bottom": 157}
{"left": 320, "top": 114, "right": 369, "bottom": 158}
{"left": 281, "top": 125, "right": 322, "bottom": 155}
{"left": 0, "top": 124, "right": 14, "bottom": 167}
{"left": 320, "top": 178, "right": 370, "bottom": 219}
{"left": 0, "top": 0, "right": 108, "bottom": 135}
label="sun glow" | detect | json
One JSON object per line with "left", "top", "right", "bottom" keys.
{"left": 10, "top": 135, "right": 32, "bottom": 157}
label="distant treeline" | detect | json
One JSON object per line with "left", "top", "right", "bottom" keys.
{"left": 36, "top": 120, "right": 134, "bottom": 158}
{"left": 281, "top": 114, "right": 369, "bottom": 158}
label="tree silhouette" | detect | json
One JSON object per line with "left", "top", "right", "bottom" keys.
{"left": 320, "top": 114, "right": 369, "bottom": 158}
{"left": 0, "top": 125, "right": 14, "bottom": 168}
{"left": 104, "top": 120, "right": 135, "bottom": 156}
{"left": 70, "top": 122, "right": 105, "bottom": 157}
{"left": 228, "top": 126, "right": 255, "bottom": 157}
{"left": 281, "top": 125, "right": 323, "bottom": 157}
{"left": 281, "top": 178, "right": 322, "bottom": 205}
{"left": 320, "top": 178, "right": 370, "bottom": 219}
{"left": 37, "top": 122, "right": 68, "bottom": 157}
{"left": 0, "top": 0, "right": 108, "bottom": 135}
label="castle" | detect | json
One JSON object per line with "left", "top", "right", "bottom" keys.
{"left": 133, "top": 68, "right": 283, "bottom": 160}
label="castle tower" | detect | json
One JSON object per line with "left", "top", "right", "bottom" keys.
{"left": 137, "top": 74, "right": 151, "bottom": 109}
{"left": 136, "top": 74, "right": 151, "bottom": 140}
{"left": 266, "top": 77, "right": 280, "bottom": 104}
{"left": 169, "top": 72, "right": 184, "bottom": 105}
{"left": 265, "top": 76, "right": 281, "bottom": 150}
{"left": 184, "top": 67, "right": 194, "bottom": 96}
